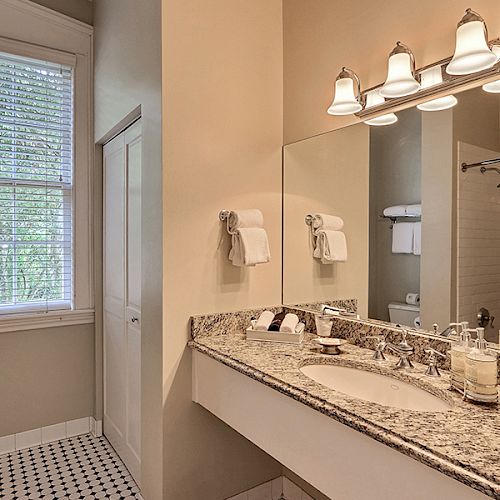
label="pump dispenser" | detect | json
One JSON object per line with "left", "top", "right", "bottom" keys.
{"left": 450, "top": 322, "right": 472, "bottom": 392}
{"left": 464, "top": 328, "right": 498, "bottom": 403}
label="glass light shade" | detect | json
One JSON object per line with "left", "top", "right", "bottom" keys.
{"left": 446, "top": 20, "right": 497, "bottom": 75}
{"left": 327, "top": 76, "right": 362, "bottom": 115}
{"left": 482, "top": 46, "right": 500, "bottom": 92}
{"left": 482, "top": 79, "right": 500, "bottom": 93}
{"left": 380, "top": 52, "right": 420, "bottom": 98}
{"left": 363, "top": 90, "right": 398, "bottom": 126}
{"left": 416, "top": 66, "right": 458, "bottom": 111}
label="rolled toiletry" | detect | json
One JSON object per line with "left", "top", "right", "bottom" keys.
{"left": 268, "top": 312, "right": 286, "bottom": 331}
{"left": 383, "top": 205, "right": 407, "bottom": 217}
{"left": 405, "top": 204, "right": 422, "bottom": 216}
{"left": 254, "top": 310, "right": 275, "bottom": 331}
{"left": 279, "top": 313, "right": 300, "bottom": 333}
{"left": 406, "top": 292, "right": 420, "bottom": 306}
{"left": 228, "top": 209, "right": 264, "bottom": 231}
{"left": 312, "top": 213, "right": 344, "bottom": 232}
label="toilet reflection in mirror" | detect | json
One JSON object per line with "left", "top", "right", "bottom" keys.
{"left": 283, "top": 86, "right": 500, "bottom": 343}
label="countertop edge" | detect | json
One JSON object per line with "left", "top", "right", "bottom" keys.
{"left": 189, "top": 340, "right": 499, "bottom": 499}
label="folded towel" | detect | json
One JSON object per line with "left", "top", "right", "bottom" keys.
{"left": 255, "top": 310, "right": 275, "bottom": 331}
{"left": 279, "top": 313, "right": 299, "bottom": 333}
{"left": 392, "top": 222, "right": 414, "bottom": 254}
{"left": 413, "top": 222, "right": 421, "bottom": 256}
{"left": 383, "top": 205, "right": 407, "bottom": 217}
{"left": 229, "top": 227, "right": 270, "bottom": 266}
{"left": 228, "top": 209, "right": 263, "bottom": 232}
{"left": 313, "top": 230, "right": 347, "bottom": 263}
{"left": 312, "top": 213, "right": 344, "bottom": 232}
{"left": 406, "top": 204, "right": 422, "bottom": 216}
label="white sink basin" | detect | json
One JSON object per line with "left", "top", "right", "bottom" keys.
{"left": 300, "top": 364, "right": 452, "bottom": 412}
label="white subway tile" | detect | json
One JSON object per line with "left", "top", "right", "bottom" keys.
{"left": 66, "top": 417, "right": 90, "bottom": 437}
{"left": 15, "top": 428, "right": 42, "bottom": 450}
{"left": 42, "top": 423, "right": 67, "bottom": 444}
{"left": 0, "top": 434, "right": 15, "bottom": 455}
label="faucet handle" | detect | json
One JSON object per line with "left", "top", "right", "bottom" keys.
{"left": 367, "top": 336, "right": 387, "bottom": 361}
{"left": 424, "top": 348, "right": 446, "bottom": 377}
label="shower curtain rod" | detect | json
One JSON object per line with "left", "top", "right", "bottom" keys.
{"left": 461, "top": 157, "right": 500, "bottom": 172}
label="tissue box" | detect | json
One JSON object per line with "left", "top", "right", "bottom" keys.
{"left": 245, "top": 323, "right": 305, "bottom": 344}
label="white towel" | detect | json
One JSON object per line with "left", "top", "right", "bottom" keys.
{"left": 279, "top": 313, "right": 300, "bottom": 333}
{"left": 227, "top": 209, "right": 264, "bottom": 232}
{"left": 313, "top": 230, "right": 347, "bottom": 263}
{"left": 229, "top": 227, "right": 270, "bottom": 267}
{"left": 383, "top": 205, "right": 407, "bottom": 217}
{"left": 413, "top": 222, "right": 421, "bottom": 256}
{"left": 312, "top": 213, "right": 344, "bottom": 232}
{"left": 392, "top": 222, "right": 414, "bottom": 254}
{"left": 255, "top": 310, "right": 274, "bottom": 331}
{"left": 406, "top": 204, "right": 422, "bottom": 217}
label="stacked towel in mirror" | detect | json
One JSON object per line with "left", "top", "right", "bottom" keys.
{"left": 311, "top": 213, "right": 347, "bottom": 264}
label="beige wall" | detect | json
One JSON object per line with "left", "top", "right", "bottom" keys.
{"left": 0, "top": 325, "right": 94, "bottom": 436}
{"left": 420, "top": 110, "right": 454, "bottom": 330}
{"left": 0, "top": 0, "right": 95, "bottom": 438}
{"left": 283, "top": 124, "right": 369, "bottom": 316}
{"left": 30, "top": 0, "right": 93, "bottom": 24}
{"left": 93, "top": 1, "right": 163, "bottom": 499}
{"left": 283, "top": 0, "right": 500, "bottom": 144}
{"left": 369, "top": 108, "right": 421, "bottom": 322}
{"left": 162, "top": 0, "right": 283, "bottom": 498}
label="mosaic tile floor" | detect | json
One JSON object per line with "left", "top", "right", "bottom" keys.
{"left": 0, "top": 434, "right": 142, "bottom": 499}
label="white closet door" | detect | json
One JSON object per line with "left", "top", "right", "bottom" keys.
{"left": 103, "top": 120, "right": 142, "bottom": 484}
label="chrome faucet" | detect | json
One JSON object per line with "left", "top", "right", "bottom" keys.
{"left": 368, "top": 330, "right": 414, "bottom": 369}
{"left": 432, "top": 321, "right": 467, "bottom": 338}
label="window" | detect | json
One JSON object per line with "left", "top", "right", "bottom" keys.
{"left": 0, "top": 52, "right": 74, "bottom": 314}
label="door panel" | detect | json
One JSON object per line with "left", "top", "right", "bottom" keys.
{"left": 103, "top": 120, "right": 142, "bottom": 485}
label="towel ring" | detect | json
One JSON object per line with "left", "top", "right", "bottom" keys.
{"left": 305, "top": 214, "right": 315, "bottom": 226}
{"left": 219, "top": 210, "right": 230, "bottom": 221}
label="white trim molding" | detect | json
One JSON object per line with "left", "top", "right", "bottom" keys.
{"left": 0, "top": 309, "right": 95, "bottom": 334}
{"left": 0, "top": 417, "right": 94, "bottom": 456}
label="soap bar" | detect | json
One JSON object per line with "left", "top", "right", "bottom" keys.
{"left": 268, "top": 312, "right": 286, "bottom": 331}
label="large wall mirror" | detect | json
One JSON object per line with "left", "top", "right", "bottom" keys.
{"left": 283, "top": 85, "right": 500, "bottom": 343}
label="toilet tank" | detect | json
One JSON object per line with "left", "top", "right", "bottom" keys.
{"left": 388, "top": 302, "right": 420, "bottom": 328}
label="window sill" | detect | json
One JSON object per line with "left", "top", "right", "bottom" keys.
{"left": 0, "top": 309, "right": 95, "bottom": 334}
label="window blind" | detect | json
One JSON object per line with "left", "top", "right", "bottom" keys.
{"left": 0, "top": 51, "right": 73, "bottom": 314}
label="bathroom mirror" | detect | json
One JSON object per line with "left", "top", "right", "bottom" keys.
{"left": 283, "top": 85, "right": 500, "bottom": 344}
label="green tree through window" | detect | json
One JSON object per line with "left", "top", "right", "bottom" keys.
{"left": 0, "top": 52, "right": 73, "bottom": 312}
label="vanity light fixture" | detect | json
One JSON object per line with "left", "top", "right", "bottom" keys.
{"left": 416, "top": 66, "right": 458, "bottom": 111}
{"left": 363, "top": 90, "right": 398, "bottom": 126}
{"left": 482, "top": 45, "right": 500, "bottom": 93}
{"left": 327, "top": 67, "right": 363, "bottom": 115}
{"left": 379, "top": 42, "right": 420, "bottom": 98}
{"left": 446, "top": 8, "right": 498, "bottom": 75}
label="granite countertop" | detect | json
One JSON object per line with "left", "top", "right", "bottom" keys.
{"left": 189, "top": 333, "right": 500, "bottom": 499}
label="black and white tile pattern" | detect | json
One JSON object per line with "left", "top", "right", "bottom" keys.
{"left": 0, "top": 434, "right": 141, "bottom": 499}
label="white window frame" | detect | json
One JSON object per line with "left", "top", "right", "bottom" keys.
{"left": 0, "top": 1, "right": 94, "bottom": 331}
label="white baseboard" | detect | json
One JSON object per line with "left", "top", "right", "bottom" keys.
{"left": 0, "top": 416, "right": 96, "bottom": 456}
{"left": 90, "top": 417, "right": 103, "bottom": 437}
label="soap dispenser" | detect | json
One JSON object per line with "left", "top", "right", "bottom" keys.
{"left": 450, "top": 323, "right": 472, "bottom": 392}
{"left": 464, "top": 328, "right": 498, "bottom": 404}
